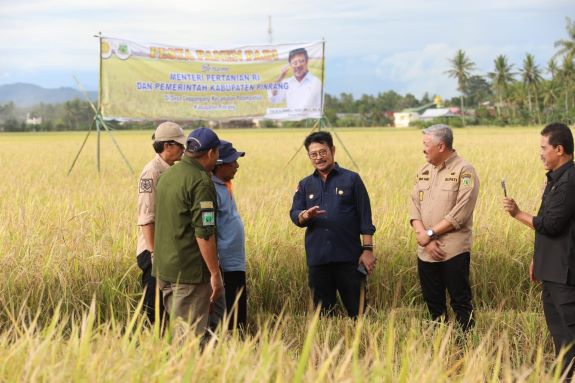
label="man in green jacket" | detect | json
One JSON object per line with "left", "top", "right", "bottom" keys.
{"left": 153, "top": 127, "right": 223, "bottom": 338}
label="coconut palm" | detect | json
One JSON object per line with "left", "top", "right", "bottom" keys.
{"left": 554, "top": 17, "right": 575, "bottom": 59}
{"left": 520, "top": 53, "right": 543, "bottom": 124}
{"left": 540, "top": 59, "right": 561, "bottom": 122}
{"left": 488, "top": 55, "right": 515, "bottom": 117}
{"left": 446, "top": 49, "right": 476, "bottom": 126}
{"left": 547, "top": 58, "right": 559, "bottom": 79}
{"left": 558, "top": 53, "right": 575, "bottom": 113}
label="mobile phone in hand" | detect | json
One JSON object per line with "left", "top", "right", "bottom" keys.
{"left": 501, "top": 179, "right": 507, "bottom": 197}
{"left": 357, "top": 263, "right": 368, "bottom": 276}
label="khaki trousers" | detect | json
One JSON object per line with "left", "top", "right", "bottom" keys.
{"left": 159, "top": 279, "right": 211, "bottom": 338}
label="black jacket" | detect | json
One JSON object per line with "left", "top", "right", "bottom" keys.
{"left": 534, "top": 161, "right": 575, "bottom": 284}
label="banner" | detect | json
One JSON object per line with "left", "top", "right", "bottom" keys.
{"left": 100, "top": 37, "right": 325, "bottom": 121}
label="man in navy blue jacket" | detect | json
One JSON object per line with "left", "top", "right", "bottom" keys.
{"left": 290, "top": 131, "right": 376, "bottom": 318}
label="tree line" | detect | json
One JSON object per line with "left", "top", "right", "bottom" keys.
{"left": 1, "top": 18, "right": 574, "bottom": 132}
{"left": 446, "top": 17, "right": 575, "bottom": 127}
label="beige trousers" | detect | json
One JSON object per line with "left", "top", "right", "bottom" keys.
{"left": 159, "top": 279, "right": 211, "bottom": 338}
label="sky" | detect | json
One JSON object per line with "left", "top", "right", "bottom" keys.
{"left": 0, "top": 0, "right": 573, "bottom": 99}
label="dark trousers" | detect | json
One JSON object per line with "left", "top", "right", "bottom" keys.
{"left": 223, "top": 271, "right": 247, "bottom": 330}
{"left": 137, "top": 250, "right": 166, "bottom": 324}
{"left": 308, "top": 262, "right": 366, "bottom": 318}
{"left": 417, "top": 252, "right": 474, "bottom": 331}
{"left": 543, "top": 281, "right": 575, "bottom": 379}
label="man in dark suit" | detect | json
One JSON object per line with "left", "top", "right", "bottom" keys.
{"left": 503, "top": 122, "right": 575, "bottom": 378}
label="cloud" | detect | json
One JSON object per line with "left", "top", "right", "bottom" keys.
{"left": 0, "top": 0, "right": 570, "bottom": 96}
{"left": 374, "top": 43, "right": 457, "bottom": 97}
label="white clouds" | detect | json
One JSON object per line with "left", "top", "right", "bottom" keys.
{"left": 0, "top": 0, "right": 570, "bottom": 96}
{"left": 375, "top": 43, "right": 457, "bottom": 97}
{"left": 370, "top": 41, "right": 559, "bottom": 98}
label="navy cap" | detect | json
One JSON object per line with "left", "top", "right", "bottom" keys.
{"left": 186, "top": 127, "right": 220, "bottom": 152}
{"left": 217, "top": 140, "right": 245, "bottom": 164}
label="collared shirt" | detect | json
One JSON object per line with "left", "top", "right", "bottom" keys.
{"left": 290, "top": 163, "right": 376, "bottom": 267}
{"left": 136, "top": 154, "right": 170, "bottom": 255}
{"left": 410, "top": 151, "right": 480, "bottom": 262}
{"left": 533, "top": 161, "right": 575, "bottom": 284}
{"left": 268, "top": 71, "right": 322, "bottom": 113}
{"left": 152, "top": 156, "right": 217, "bottom": 284}
{"left": 212, "top": 175, "right": 246, "bottom": 272}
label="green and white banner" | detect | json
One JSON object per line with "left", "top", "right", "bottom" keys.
{"left": 100, "top": 37, "right": 324, "bottom": 121}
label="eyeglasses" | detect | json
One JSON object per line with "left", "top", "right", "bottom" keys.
{"left": 308, "top": 149, "right": 329, "bottom": 159}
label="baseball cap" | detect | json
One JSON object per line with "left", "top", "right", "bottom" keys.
{"left": 152, "top": 121, "right": 186, "bottom": 146}
{"left": 217, "top": 140, "right": 245, "bottom": 164}
{"left": 186, "top": 127, "right": 220, "bottom": 152}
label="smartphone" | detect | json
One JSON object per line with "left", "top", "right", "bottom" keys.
{"left": 501, "top": 179, "right": 507, "bottom": 197}
{"left": 357, "top": 263, "right": 368, "bottom": 276}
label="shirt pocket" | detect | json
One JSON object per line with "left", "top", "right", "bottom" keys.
{"left": 335, "top": 186, "right": 354, "bottom": 213}
{"left": 305, "top": 190, "right": 321, "bottom": 209}
{"left": 417, "top": 180, "right": 430, "bottom": 202}
{"left": 439, "top": 181, "right": 460, "bottom": 203}
{"left": 545, "top": 183, "right": 567, "bottom": 207}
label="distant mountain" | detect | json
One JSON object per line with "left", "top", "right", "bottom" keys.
{"left": 0, "top": 83, "right": 97, "bottom": 107}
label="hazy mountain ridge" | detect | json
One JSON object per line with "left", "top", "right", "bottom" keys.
{"left": 0, "top": 83, "right": 97, "bottom": 107}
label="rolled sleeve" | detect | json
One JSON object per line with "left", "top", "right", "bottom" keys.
{"left": 191, "top": 184, "right": 217, "bottom": 239}
{"left": 354, "top": 174, "right": 376, "bottom": 235}
{"left": 137, "top": 170, "right": 157, "bottom": 226}
{"left": 410, "top": 181, "right": 422, "bottom": 223}
{"left": 444, "top": 166, "right": 479, "bottom": 229}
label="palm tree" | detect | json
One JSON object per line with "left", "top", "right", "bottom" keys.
{"left": 520, "top": 53, "right": 543, "bottom": 124}
{"left": 488, "top": 55, "right": 515, "bottom": 117}
{"left": 558, "top": 53, "right": 575, "bottom": 113}
{"left": 554, "top": 17, "right": 575, "bottom": 59}
{"left": 446, "top": 49, "right": 476, "bottom": 126}
{"left": 541, "top": 59, "right": 561, "bottom": 121}
{"left": 547, "top": 58, "right": 559, "bottom": 79}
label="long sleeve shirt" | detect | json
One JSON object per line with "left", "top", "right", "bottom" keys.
{"left": 533, "top": 161, "right": 575, "bottom": 284}
{"left": 290, "top": 164, "right": 375, "bottom": 266}
{"left": 212, "top": 175, "right": 246, "bottom": 272}
{"left": 153, "top": 156, "right": 217, "bottom": 284}
{"left": 410, "top": 151, "right": 480, "bottom": 262}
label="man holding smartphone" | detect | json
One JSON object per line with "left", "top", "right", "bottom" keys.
{"left": 503, "top": 122, "right": 575, "bottom": 378}
{"left": 290, "top": 131, "right": 376, "bottom": 318}
{"left": 410, "top": 124, "right": 480, "bottom": 332}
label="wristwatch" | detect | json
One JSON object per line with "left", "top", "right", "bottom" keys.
{"left": 426, "top": 228, "right": 436, "bottom": 239}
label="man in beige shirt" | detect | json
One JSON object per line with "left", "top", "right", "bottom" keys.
{"left": 137, "top": 121, "right": 186, "bottom": 324}
{"left": 410, "top": 124, "right": 479, "bottom": 331}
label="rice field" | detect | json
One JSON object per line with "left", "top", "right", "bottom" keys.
{"left": 0, "top": 126, "right": 566, "bottom": 382}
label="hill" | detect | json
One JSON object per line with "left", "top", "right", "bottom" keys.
{"left": 0, "top": 83, "right": 97, "bottom": 107}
